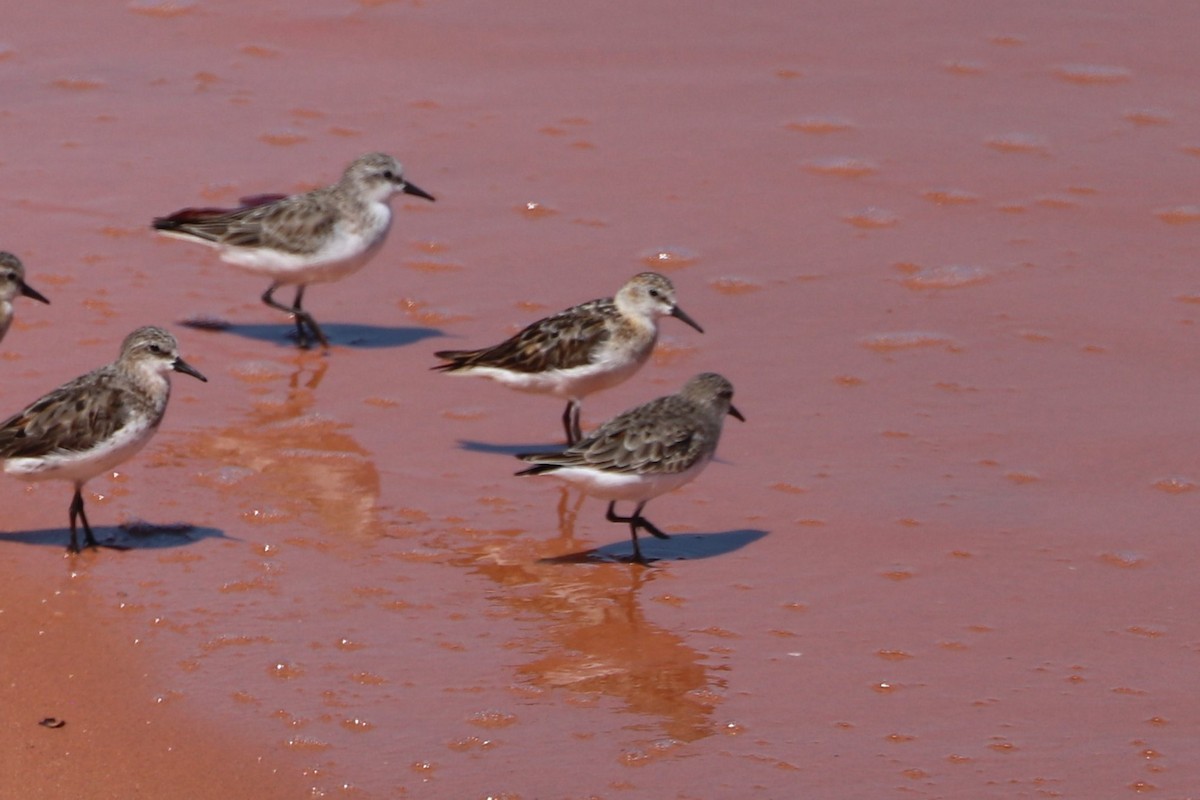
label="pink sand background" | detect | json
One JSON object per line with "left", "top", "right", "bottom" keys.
{"left": 2, "top": 1, "right": 1199, "bottom": 797}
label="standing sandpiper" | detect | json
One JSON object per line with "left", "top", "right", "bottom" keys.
{"left": 0, "top": 252, "right": 50, "bottom": 346}
{"left": 516, "top": 372, "right": 743, "bottom": 563}
{"left": 434, "top": 272, "right": 703, "bottom": 444}
{"left": 0, "top": 326, "right": 207, "bottom": 552}
{"left": 153, "top": 153, "right": 435, "bottom": 349}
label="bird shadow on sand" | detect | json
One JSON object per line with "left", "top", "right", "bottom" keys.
{"left": 458, "top": 439, "right": 567, "bottom": 457}
{"left": 539, "top": 528, "right": 768, "bottom": 565}
{"left": 181, "top": 320, "right": 445, "bottom": 350}
{"left": 0, "top": 522, "right": 231, "bottom": 551}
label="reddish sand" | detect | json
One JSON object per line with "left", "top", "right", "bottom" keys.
{"left": 2, "top": 1, "right": 1200, "bottom": 797}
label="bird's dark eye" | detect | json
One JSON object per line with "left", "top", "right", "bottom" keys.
{"left": 382, "top": 170, "right": 396, "bottom": 180}
{"left": 648, "top": 289, "right": 661, "bottom": 298}
{"left": 149, "top": 344, "right": 165, "bottom": 355}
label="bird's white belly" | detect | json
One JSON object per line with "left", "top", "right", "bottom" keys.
{"left": 467, "top": 345, "right": 650, "bottom": 400}
{"left": 535, "top": 460, "right": 707, "bottom": 503}
{"left": 219, "top": 209, "right": 392, "bottom": 285}
{"left": 3, "top": 418, "right": 159, "bottom": 484}
{"left": 0, "top": 300, "right": 13, "bottom": 341}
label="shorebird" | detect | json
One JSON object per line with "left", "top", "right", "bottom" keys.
{"left": 434, "top": 272, "right": 703, "bottom": 443}
{"left": 516, "top": 372, "right": 743, "bottom": 562}
{"left": 153, "top": 152, "right": 435, "bottom": 349}
{"left": 0, "top": 252, "right": 49, "bottom": 345}
{"left": 0, "top": 326, "right": 207, "bottom": 552}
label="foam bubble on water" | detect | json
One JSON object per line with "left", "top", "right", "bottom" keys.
{"left": 709, "top": 276, "right": 763, "bottom": 294}
{"left": 259, "top": 132, "right": 307, "bottom": 147}
{"left": 922, "top": 188, "right": 980, "bottom": 205}
{"left": 1126, "top": 625, "right": 1166, "bottom": 638}
{"left": 1053, "top": 63, "right": 1133, "bottom": 84}
{"left": 785, "top": 116, "right": 855, "bottom": 134}
{"left": 447, "top": 736, "right": 496, "bottom": 752}
{"left": 1123, "top": 108, "right": 1173, "bottom": 126}
{"left": 803, "top": 156, "right": 879, "bottom": 178}
{"left": 230, "top": 360, "right": 290, "bottom": 382}
{"left": 269, "top": 660, "right": 305, "bottom": 680}
{"left": 285, "top": 736, "right": 330, "bottom": 751}
{"left": 861, "top": 332, "right": 961, "bottom": 352}
{"left": 942, "top": 59, "right": 986, "bottom": 75}
{"left": 197, "top": 465, "right": 256, "bottom": 487}
{"left": 397, "top": 297, "right": 471, "bottom": 325}
{"left": 1151, "top": 476, "right": 1197, "bottom": 494}
{"left": 1156, "top": 206, "right": 1200, "bottom": 225}
{"left": 240, "top": 44, "right": 280, "bottom": 58}
{"left": 518, "top": 200, "right": 557, "bottom": 219}
{"left": 351, "top": 671, "right": 387, "bottom": 686}
{"left": 406, "top": 258, "right": 463, "bottom": 273}
{"left": 985, "top": 133, "right": 1049, "bottom": 154}
{"left": 468, "top": 710, "right": 518, "bottom": 729}
{"left": 340, "top": 717, "right": 375, "bottom": 733}
{"left": 899, "top": 264, "right": 991, "bottom": 289}
{"left": 127, "top": 0, "right": 196, "bottom": 17}
{"left": 1098, "top": 551, "right": 1147, "bottom": 568}
{"left": 638, "top": 246, "right": 698, "bottom": 270}
{"left": 1034, "top": 194, "right": 1078, "bottom": 209}
{"left": 843, "top": 207, "right": 899, "bottom": 229}
{"left": 242, "top": 505, "right": 294, "bottom": 524}
{"left": 50, "top": 77, "right": 106, "bottom": 91}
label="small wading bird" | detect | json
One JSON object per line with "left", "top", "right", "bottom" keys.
{"left": 0, "top": 326, "right": 207, "bottom": 553}
{"left": 0, "top": 252, "right": 50, "bottom": 345}
{"left": 433, "top": 272, "right": 703, "bottom": 444}
{"left": 516, "top": 372, "right": 744, "bottom": 563}
{"left": 153, "top": 152, "right": 435, "bottom": 349}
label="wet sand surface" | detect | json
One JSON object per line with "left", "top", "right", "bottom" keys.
{"left": 2, "top": 1, "right": 1200, "bottom": 797}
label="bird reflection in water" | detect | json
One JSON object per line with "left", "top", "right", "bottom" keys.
{"left": 452, "top": 489, "right": 723, "bottom": 745}
{"left": 182, "top": 354, "right": 385, "bottom": 541}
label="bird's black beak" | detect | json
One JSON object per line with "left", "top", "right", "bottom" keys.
{"left": 670, "top": 305, "right": 704, "bottom": 333}
{"left": 173, "top": 357, "right": 208, "bottom": 382}
{"left": 402, "top": 181, "right": 436, "bottom": 202}
{"left": 20, "top": 280, "right": 50, "bottom": 305}
{"left": 728, "top": 405, "right": 745, "bottom": 421}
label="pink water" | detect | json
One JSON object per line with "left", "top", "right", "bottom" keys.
{"left": 2, "top": 1, "right": 1199, "bottom": 797}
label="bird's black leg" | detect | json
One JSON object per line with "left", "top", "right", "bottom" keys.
{"left": 289, "top": 285, "right": 310, "bottom": 348}
{"left": 68, "top": 485, "right": 97, "bottom": 553}
{"left": 262, "top": 283, "right": 302, "bottom": 346}
{"left": 292, "top": 285, "right": 329, "bottom": 350}
{"left": 262, "top": 283, "right": 327, "bottom": 349}
{"left": 633, "top": 510, "right": 669, "bottom": 540}
{"left": 606, "top": 501, "right": 668, "bottom": 564}
{"left": 562, "top": 400, "right": 582, "bottom": 445}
